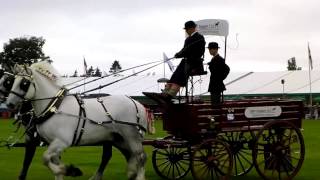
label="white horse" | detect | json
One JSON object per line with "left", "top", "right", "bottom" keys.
{"left": 5, "top": 61, "right": 149, "bottom": 180}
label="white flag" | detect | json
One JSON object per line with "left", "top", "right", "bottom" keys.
{"left": 83, "top": 57, "right": 88, "bottom": 75}
{"left": 308, "top": 43, "right": 313, "bottom": 70}
{"left": 163, "top": 52, "right": 174, "bottom": 72}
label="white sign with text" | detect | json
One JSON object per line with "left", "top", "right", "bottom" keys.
{"left": 245, "top": 106, "right": 282, "bottom": 118}
{"left": 196, "top": 19, "right": 229, "bottom": 37}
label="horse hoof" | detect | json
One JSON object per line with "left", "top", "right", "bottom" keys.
{"left": 65, "top": 164, "right": 83, "bottom": 177}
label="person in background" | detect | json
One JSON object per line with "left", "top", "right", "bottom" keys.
{"left": 207, "top": 42, "right": 228, "bottom": 105}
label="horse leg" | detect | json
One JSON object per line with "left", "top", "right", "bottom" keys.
{"left": 43, "top": 138, "right": 69, "bottom": 180}
{"left": 116, "top": 138, "right": 146, "bottom": 180}
{"left": 18, "top": 134, "right": 39, "bottom": 180}
{"left": 128, "top": 147, "right": 147, "bottom": 180}
{"left": 89, "top": 143, "right": 112, "bottom": 180}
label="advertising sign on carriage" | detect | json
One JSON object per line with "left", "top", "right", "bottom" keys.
{"left": 245, "top": 106, "right": 282, "bottom": 118}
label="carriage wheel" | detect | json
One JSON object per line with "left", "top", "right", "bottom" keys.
{"left": 219, "top": 131, "right": 255, "bottom": 176}
{"left": 152, "top": 136, "right": 191, "bottom": 179}
{"left": 253, "top": 121, "right": 305, "bottom": 180}
{"left": 191, "top": 139, "right": 233, "bottom": 180}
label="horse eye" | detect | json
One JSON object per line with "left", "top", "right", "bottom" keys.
{"left": 20, "top": 78, "right": 31, "bottom": 92}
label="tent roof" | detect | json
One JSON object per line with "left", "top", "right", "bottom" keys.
{"left": 61, "top": 70, "right": 319, "bottom": 96}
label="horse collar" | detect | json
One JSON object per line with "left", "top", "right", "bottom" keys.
{"left": 34, "top": 89, "right": 67, "bottom": 124}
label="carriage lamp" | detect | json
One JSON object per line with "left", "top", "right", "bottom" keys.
{"left": 281, "top": 79, "right": 285, "bottom": 98}
{"left": 209, "top": 116, "right": 215, "bottom": 129}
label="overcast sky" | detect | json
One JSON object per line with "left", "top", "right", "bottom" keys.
{"left": 1, "top": 0, "right": 319, "bottom": 75}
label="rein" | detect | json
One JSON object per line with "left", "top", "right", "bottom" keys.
{"left": 66, "top": 59, "right": 165, "bottom": 90}
{"left": 81, "top": 58, "right": 173, "bottom": 94}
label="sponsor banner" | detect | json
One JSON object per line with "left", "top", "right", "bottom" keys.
{"left": 245, "top": 106, "right": 282, "bottom": 118}
{"left": 196, "top": 19, "right": 229, "bottom": 37}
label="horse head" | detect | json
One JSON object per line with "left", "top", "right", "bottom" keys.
{"left": 5, "top": 66, "right": 35, "bottom": 110}
{"left": 0, "top": 64, "right": 28, "bottom": 102}
{"left": 6, "top": 61, "right": 63, "bottom": 114}
{"left": 0, "top": 72, "right": 16, "bottom": 101}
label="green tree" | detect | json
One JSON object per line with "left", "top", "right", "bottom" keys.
{"left": 87, "top": 66, "right": 94, "bottom": 76}
{"left": 0, "top": 36, "right": 50, "bottom": 71}
{"left": 109, "top": 60, "right": 122, "bottom": 75}
{"left": 287, "top": 57, "right": 302, "bottom": 71}
{"left": 94, "top": 67, "right": 102, "bottom": 77}
{"left": 71, "top": 70, "right": 78, "bottom": 77}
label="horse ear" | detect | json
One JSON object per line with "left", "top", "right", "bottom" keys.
{"left": 23, "top": 64, "right": 32, "bottom": 75}
{"left": 13, "top": 64, "right": 24, "bottom": 74}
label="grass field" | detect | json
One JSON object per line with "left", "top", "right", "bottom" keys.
{"left": 0, "top": 119, "right": 319, "bottom": 179}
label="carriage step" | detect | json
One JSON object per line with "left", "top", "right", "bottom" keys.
{"left": 221, "top": 125, "right": 264, "bottom": 132}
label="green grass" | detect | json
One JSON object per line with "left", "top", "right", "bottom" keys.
{"left": 0, "top": 119, "right": 319, "bottom": 179}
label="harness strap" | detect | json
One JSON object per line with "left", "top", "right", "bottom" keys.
{"left": 97, "top": 97, "right": 146, "bottom": 132}
{"left": 126, "top": 96, "right": 140, "bottom": 124}
{"left": 72, "top": 94, "right": 87, "bottom": 146}
{"left": 97, "top": 97, "right": 116, "bottom": 122}
{"left": 34, "top": 89, "right": 66, "bottom": 124}
{"left": 9, "top": 90, "right": 26, "bottom": 99}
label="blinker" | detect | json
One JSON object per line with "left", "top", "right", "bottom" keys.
{"left": 20, "top": 78, "right": 31, "bottom": 92}
{"left": 4, "top": 76, "right": 14, "bottom": 91}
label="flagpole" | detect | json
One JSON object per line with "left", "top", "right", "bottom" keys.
{"left": 309, "top": 59, "right": 312, "bottom": 106}
{"left": 83, "top": 56, "right": 87, "bottom": 94}
{"left": 308, "top": 42, "right": 312, "bottom": 106}
{"left": 163, "top": 57, "right": 166, "bottom": 79}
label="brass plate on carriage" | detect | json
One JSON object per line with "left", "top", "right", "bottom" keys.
{"left": 244, "top": 106, "right": 282, "bottom": 118}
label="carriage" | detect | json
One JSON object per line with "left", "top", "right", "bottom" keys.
{"left": 141, "top": 19, "right": 305, "bottom": 180}
{"left": 143, "top": 95, "right": 305, "bottom": 180}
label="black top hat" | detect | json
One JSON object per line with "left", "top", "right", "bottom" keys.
{"left": 207, "top": 42, "right": 220, "bottom": 49}
{"left": 184, "top": 21, "right": 197, "bottom": 29}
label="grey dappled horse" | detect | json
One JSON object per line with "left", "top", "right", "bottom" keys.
{"left": 5, "top": 61, "right": 149, "bottom": 180}
{"left": 0, "top": 70, "right": 116, "bottom": 180}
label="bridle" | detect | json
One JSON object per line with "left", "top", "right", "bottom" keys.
{"left": 9, "top": 75, "right": 35, "bottom": 101}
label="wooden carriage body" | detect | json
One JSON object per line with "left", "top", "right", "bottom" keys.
{"left": 163, "top": 99, "right": 304, "bottom": 136}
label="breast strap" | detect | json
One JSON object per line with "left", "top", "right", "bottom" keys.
{"left": 71, "top": 94, "right": 87, "bottom": 146}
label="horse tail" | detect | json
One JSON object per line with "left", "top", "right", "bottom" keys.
{"left": 144, "top": 107, "right": 156, "bottom": 134}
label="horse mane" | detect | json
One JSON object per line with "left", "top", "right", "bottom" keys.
{"left": 30, "top": 61, "right": 62, "bottom": 83}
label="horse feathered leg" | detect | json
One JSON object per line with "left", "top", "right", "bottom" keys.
{"left": 89, "top": 143, "right": 112, "bottom": 180}
{"left": 43, "top": 138, "right": 68, "bottom": 180}
{"left": 127, "top": 149, "right": 146, "bottom": 180}
{"left": 115, "top": 131, "right": 146, "bottom": 180}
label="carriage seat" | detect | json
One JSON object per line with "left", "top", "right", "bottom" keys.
{"left": 189, "top": 65, "right": 207, "bottom": 76}
{"left": 190, "top": 70, "right": 207, "bottom": 76}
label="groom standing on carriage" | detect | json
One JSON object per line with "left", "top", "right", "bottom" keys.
{"left": 144, "top": 20, "right": 206, "bottom": 103}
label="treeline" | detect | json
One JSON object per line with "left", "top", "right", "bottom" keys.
{"left": 0, "top": 36, "right": 123, "bottom": 77}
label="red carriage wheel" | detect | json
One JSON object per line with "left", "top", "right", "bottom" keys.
{"left": 152, "top": 136, "right": 191, "bottom": 179}
{"left": 218, "top": 131, "right": 255, "bottom": 176}
{"left": 253, "top": 120, "right": 305, "bottom": 180}
{"left": 191, "top": 139, "right": 233, "bottom": 180}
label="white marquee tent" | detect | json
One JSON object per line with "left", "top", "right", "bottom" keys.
{"left": 61, "top": 70, "right": 320, "bottom": 97}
